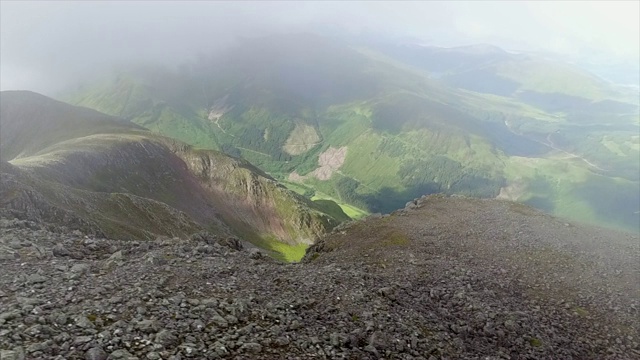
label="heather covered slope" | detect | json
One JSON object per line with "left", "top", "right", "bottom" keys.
{"left": 0, "top": 195, "right": 637, "bottom": 359}
{"left": 0, "top": 91, "right": 344, "bottom": 259}
{"left": 67, "top": 34, "right": 640, "bottom": 232}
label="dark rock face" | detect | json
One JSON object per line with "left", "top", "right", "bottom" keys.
{"left": 189, "top": 231, "right": 243, "bottom": 251}
{"left": 0, "top": 196, "right": 639, "bottom": 359}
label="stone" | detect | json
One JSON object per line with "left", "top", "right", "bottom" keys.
{"left": 26, "top": 342, "right": 47, "bottom": 353}
{"left": 0, "top": 311, "right": 21, "bottom": 322}
{"left": 143, "top": 254, "right": 167, "bottom": 266}
{"left": 85, "top": 347, "right": 108, "bottom": 360}
{"left": 224, "top": 315, "right": 238, "bottom": 325}
{"left": 405, "top": 200, "right": 418, "bottom": 209}
{"left": 16, "top": 297, "right": 42, "bottom": 306}
{"left": 330, "top": 333, "right": 347, "bottom": 347}
{"left": 107, "top": 349, "right": 138, "bottom": 359}
{"left": 145, "top": 352, "right": 161, "bottom": 360}
{"left": 136, "top": 319, "right": 159, "bottom": 333}
{"left": 274, "top": 337, "right": 290, "bottom": 347}
{"left": 52, "top": 244, "right": 70, "bottom": 257}
{"left": 0, "top": 348, "right": 25, "bottom": 360}
{"left": 369, "top": 331, "right": 390, "bottom": 350}
{"left": 178, "top": 343, "right": 197, "bottom": 357}
{"left": 75, "top": 316, "right": 95, "bottom": 329}
{"left": 50, "top": 311, "right": 68, "bottom": 325}
{"left": 103, "top": 250, "right": 126, "bottom": 270}
{"left": 289, "top": 320, "right": 301, "bottom": 330}
{"left": 74, "top": 336, "right": 94, "bottom": 345}
{"left": 107, "top": 251, "right": 124, "bottom": 264}
{"left": 155, "top": 329, "right": 177, "bottom": 347}
{"left": 210, "top": 315, "right": 228, "bottom": 328}
{"left": 377, "top": 287, "right": 394, "bottom": 299}
{"left": 71, "top": 263, "right": 91, "bottom": 273}
{"left": 239, "top": 342, "right": 262, "bottom": 354}
{"left": 364, "top": 345, "right": 379, "bottom": 355}
{"left": 247, "top": 248, "right": 262, "bottom": 259}
{"left": 26, "top": 273, "right": 47, "bottom": 284}
{"left": 218, "top": 237, "right": 243, "bottom": 251}
{"left": 201, "top": 298, "right": 218, "bottom": 308}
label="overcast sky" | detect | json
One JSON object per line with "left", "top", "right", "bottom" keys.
{"left": 1, "top": 1, "right": 638, "bottom": 94}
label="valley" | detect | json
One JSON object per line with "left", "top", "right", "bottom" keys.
{"left": 67, "top": 34, "right": 639, "bottom": 233}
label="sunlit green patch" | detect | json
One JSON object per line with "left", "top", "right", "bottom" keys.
{"left": 254, "top": 236, "right": 309, "bottom": 263}
{"left": 529, "top": 337, "right": 543, "bottom": 347}
{"left": 573, "top": 307, "right": 589, "bottom": 317}
{"left": 311, "top": 192, "right": 369, "bottom": 219}
{"left": 380, "top": 231, "right": 410, "bottom": 247}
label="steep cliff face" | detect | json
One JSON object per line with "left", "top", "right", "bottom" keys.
{"left": 0, "top": 91, "right": 341, "bottom": 253}
{"left": 168, "top": 142, "right": 338, "bottom": 244}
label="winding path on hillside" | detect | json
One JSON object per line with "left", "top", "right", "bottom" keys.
{"left": 504, "top": 120, "right": 608, "bottom": 172}
{"left": 544, "top": 133, "right": 608, "bottom": 171}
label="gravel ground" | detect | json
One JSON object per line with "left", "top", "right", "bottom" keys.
{"left": 1, "top": 195, "right": 638, "bottom": 359}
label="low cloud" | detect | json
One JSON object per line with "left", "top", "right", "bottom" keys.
{"left": 1, "top": 1, "right": 638, "bottom": 94}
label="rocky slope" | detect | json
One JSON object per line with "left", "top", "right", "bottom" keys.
{"left": 0, "top": 91, "right": 343, "bottom": 256}
{"left": 0, "top": 195, "right": 637, "bottom": 359}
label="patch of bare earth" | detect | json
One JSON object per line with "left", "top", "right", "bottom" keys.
{"left": 497, "top": 180, "right": 527, "bottom": 201}
{"left": 282, "top": 123, "right": 321, "bottom": 156}
{"left": 289, "top": 146, "right": 347, "bottom": 182}
{"left": 208, "top": 95, "right": 234, "bottom": 133}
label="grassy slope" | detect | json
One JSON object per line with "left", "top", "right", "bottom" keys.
{"left": 494, "top": 59, "right": 615, "bottom": 100}
{"left": 503, "top": 156, "right": 639, "bottom": 232}
{"left": 311, "top": 193, "right": 368, "bottom": 220}
{"left": 69, "top": 77, "right": 220, "bottom": 150}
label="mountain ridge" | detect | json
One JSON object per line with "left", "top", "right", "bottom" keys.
{"left": 1, "top": 91, "right": 345, "bottom": 260}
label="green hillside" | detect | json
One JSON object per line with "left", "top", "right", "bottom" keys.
{"left": 66, "top": 34, "right": 640, "bottom": 232}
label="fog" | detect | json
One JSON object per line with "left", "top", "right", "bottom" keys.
{"left": 1, "top": 1, "right": 638, "bottom": 94}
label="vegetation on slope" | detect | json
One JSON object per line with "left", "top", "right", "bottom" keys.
{"left": 66, "top": 34, "right": 639, "bottom": 232}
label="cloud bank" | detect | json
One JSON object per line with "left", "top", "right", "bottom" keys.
{"left": 1, "top": 1, "right": 638, "bottom": 94}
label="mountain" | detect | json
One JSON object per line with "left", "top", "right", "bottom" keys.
{"left": 0, "top": 195, "right": 637, "bottom": 359}
{"left": 1, "top": 91, "right": 346, "bottom": 261}
{"left": 373, "top": 42, "right": 639, "bottom": 102}
{"left": 66, "top": 34, "right": 640, "bottom": 232}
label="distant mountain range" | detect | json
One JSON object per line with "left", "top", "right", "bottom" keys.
{"left": 63, "top": 34, "right": 639, "bottom": 232}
